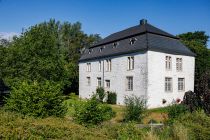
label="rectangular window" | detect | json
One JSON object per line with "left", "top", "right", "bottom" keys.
{"left": 86, "top": 63, "right": 91, "bottom": 72}
{"left": 165, "top": 56, "right": 172, "bottom": 70}
{"left": 178, "top": 78, "right": 185, "bottom": 91}
{"left": 87, "top": 77, "right": 91, "bottom": 86}
{"left": 176, "top": 58, "right": 182, "bottom": 71}
{"left": 165, "top": 77, "right": 172, "bottom": 92}
{"left": 106, "top": 59, "right": 111, "bottom": 72}
{"left": 98, "top": 61, "right": 101, "bottom": 72}
{"left": 127, "top": 56, "right": 134, "bottom": 70}
{"left": 97, "top": 77, "right": 102, "bottom": 87}
{"left": 126, "top": 76, "right": 133, "bottom": 91}
{"left": 105, "top": 80, "right": 110, "bottom": 88}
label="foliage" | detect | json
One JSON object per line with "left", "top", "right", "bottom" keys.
{"left": 1, "top": 107, "right": 210, "bottom": 140}
{"left": 167, "top": 103, "right": 189, "bottom": 123}
{"left": 96, "top": 87, "right": 105, "bottom": 102}
{"left": 0, "top": 109, "right": 111, "bottom": 139}
{"left": 115, "top": 122, "right": 144, "bottom": 139}
{"left": 107, "top": 91, "right": 117, "bottom": 104}
{"left": 63, "top": 93, "right": 84, "bottom": 116}
{"left": 175, "top": 110, "right": 210, "bottom": 140}
{"left": 182, "top": 91, "right": 203, "bottom": 112}
{"left": 178, "top": 31, "right": 210, "bottom": 114}
{"left": 0, "top": 19, "right": 101, "bottom": 94}
{"left": 5, "top": 81, "right": 67, "bottom": 118}
{"left": 123, "top": 95, "right": 147, "bottom": 122}
{"left": 73, "top": 96, "right": 115, "bottom": 126}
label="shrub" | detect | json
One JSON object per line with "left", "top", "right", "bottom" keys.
{"left": 96, "top": 87, "right": 105, "bottom": 102}
{"left": 123, "top": 95, "right": 147, "bottom": 122}
{"left": 116, "top": 122, "right": 143, "bottom": 139}
{"left": 73, "top": 96, "right": 115, "bottom": 125}
{"left": 167, "top": 104, "right": 189, "bottom": 122}
{"left": 175, "top": 110, "right": 210, "bottom": 140}
{"left": 63, "top": 93, "right": 83, "bottom": 117}
{"left": 107, "top": 91, "right": 117, "bottom": 104}
{"left": 5, "top": 81, "right": 67, "bottom": 118}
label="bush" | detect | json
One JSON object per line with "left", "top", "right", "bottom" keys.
{"left": 107, "top": 91, "right": 117, "bottom": 104}
{"left": 116, "top": 122, "right": 143, "bottom": 139}
{"left": 167, "top": 104, "right": 189, "bottom": 122}
{"left": 63, "top": 93, "right": 83, "bottom": 117}
{"left": 96, "top": 87, "right": 105, "bottom": 102}
{"left": 73, "top": 96, "right": 115, "bottom": 126}
{"left": 176, "top": 110, "right": 210, "bottom": 140}
{"left": 123, "top": 95, "right": 147, "bottom": 122}
{"left": 5, "top": 81, "right": 67, "bottom": 118}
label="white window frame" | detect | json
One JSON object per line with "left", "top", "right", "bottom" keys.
{"left": 165, "top": 77, "right": 173, "bottom": 92}
{"left": 87, "top": 77, "right": 91, "bottom": 86}
{"left": 86, "top": 63, "right": 91, "bottom": 72}
{"left": 165, "top": 56, "right": 172, "bottom": 70}
{"left": 176, "top": 58, "right": 182, "bottom": 71}
{"left": 105, "top": 80, "right": 110, "bottom": 89}
{"left": 129, "top": 38, "right": 137, "bottom": 45}
{"left": 98, "top": 61, "right": 101, "bottom": 72}
{"left": 126, "top": 76, "right": 133, "bottom": 91}
{"left": 127, "top": 56, "right": 134, "bottom": 70}
{"left": 97, "top": 77, "right": 102, "bottom": 87}
{"left": 106, "top": 59, "right": 111, "bottom": 72}
{"left": 178, "top": 78, "right": 185, "bottom": 91}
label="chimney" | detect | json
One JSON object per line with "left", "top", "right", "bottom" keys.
{"left": 140, "top": 19, "right": 147, "bottom": 25}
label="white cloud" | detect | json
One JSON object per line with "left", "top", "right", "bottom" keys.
{"left": 0, "top": 32, "right": 20, "bottom": 41}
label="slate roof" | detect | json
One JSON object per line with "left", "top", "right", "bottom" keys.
{"left": 79, "top": 20, "right": 195, "bottom": 62}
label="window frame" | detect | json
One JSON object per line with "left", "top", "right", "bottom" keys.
{"left": 126, "top": 76, "right": 133, "bottom": 91}
{"left": 176, "top": 58, "right": 183, "bottom": 72}
{"left": 86, "top": 63, "right": 91, "bottom": 72}
{"left": 97, "top": 77, "right": 102, "bottom": 87}
{"left": 178, "top": 78, "right": 185, "bottom": 91}
{"left": 129, "top": 38, "right": 137, "bottom": 45}
{"left": 106, "top": 59, "right": 111, "bottom": 72}
{"left": 98, "top": 61, "right": 101, "bottom": 72}
{"left": 165, "top": 56, "right": 172, "bottom": 71}
{"left": 87, "top": 77, "right": 91, "bottom": 86}
{"left": 105, "top": 80, "right": 110, "bottom": 89}
{"left": 127, "top": 56, "right": 134, "bottom": 70}
{"left": 165, "top": 77, "right": 173, "bottom": 92}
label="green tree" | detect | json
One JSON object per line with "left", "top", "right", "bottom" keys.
{"left": 0, "top": 19, "right": 101, "bottom": 93}
{"left": 5, "top": 81, "right": 67, "bottom": 118}
{"left": 178, "top": 31, "right": 210, "bottom": 113}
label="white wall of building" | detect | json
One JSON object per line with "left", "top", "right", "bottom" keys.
{"left": 79, "top": 50, "right": 195, "bottom": 108}
{"left": 147, "top": 51, "right": 195, "bottom": 108}
{"left": 79, "top": 52, "right": 147, "bottom": 104}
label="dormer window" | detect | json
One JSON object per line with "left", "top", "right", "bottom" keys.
{"left": 99, "top": 46, "right": 106, "bottom": 52}
{"left": 99, "top": 47, "right": 103, "bottom": 52}
{"left": 113, "top": 42, "right": 119, "bottom": 48}
{"left": 88, "top": 49, "right": 93, "bottom": 54}
{"left": 129, "top": 38, "right": 137, "bottom": 45}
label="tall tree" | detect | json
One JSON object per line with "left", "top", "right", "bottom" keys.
{"left": 178, "top": 31, "right": 210, "bottom": 113}
{"left": 0, "top": 19, "right": 101, "bottom": 94}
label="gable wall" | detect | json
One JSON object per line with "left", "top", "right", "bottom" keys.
{"left": 147, "top": 51, "right": 195, "bottom": 108}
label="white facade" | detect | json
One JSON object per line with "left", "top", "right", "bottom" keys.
{"left": 79, "top": 50, "right": 195, "bottom": 108}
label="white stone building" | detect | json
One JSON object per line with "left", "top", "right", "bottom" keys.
{"left": 79, "top": 19, "right": 195, "bottom": 108}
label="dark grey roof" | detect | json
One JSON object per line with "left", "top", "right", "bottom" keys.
{"left": 79, "top": 20, "right": 195, "bottom": 62}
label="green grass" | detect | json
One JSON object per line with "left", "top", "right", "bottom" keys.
{"left": 1, "top": 101, "right": 210, "bottom": 140}
{"left": 0, "top": 108, "right": 146, "bottom": 140}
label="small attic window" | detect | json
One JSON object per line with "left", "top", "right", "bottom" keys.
{"left": 99, "top": 47, "right": 103, "bottom": 52}
{"left": 88, "top": 49, "right": 93, "bottom": 54}
{"left": 129, "top": 38, "right": 137, "bottom": 45}
{"left": 99, "top": 46, "right": 106, "bottom": 52}
{"left": 113, "top": 42, "right": 119, "bottom": 48}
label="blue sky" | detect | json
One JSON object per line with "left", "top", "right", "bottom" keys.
{"left": 0, "top": 0, "right": 210, "bottom": 47}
